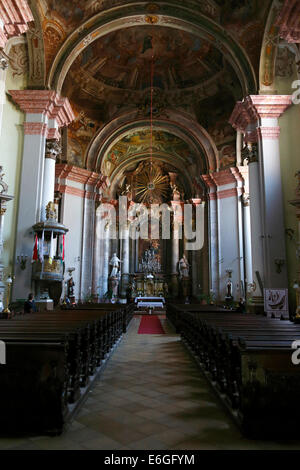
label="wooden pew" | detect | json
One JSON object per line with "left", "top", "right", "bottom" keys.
{"left": 0, "top": 338, "right": 68, "bottom": 434}
{"left": 168, "top": 304, "right": 300, "bottom": 438}
{"left": 0, "top": 304, "right": 133, "bottom": 435}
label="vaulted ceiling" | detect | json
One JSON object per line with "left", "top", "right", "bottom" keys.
{"left": 26, "top": 0, "right": 272, "bottom": 182}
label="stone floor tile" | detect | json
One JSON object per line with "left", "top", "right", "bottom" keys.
{"left": 1, "top": 316, "right": 300, "bottom": 450}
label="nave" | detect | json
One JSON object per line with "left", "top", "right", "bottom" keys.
{"left": 1, "top": 317, "right": 300, "bottom": 451}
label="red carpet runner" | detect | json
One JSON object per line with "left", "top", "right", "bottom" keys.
{"left": 138, "top": 315, "right": 165, "bottom": 334}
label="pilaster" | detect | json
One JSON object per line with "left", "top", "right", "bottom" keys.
{"left": 9, "top": 90, "right": 75, "bottom": 300}
{"left": 229, "top": 95, "right": 292, "bottom": 290}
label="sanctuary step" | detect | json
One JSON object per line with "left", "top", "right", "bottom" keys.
{"left": 134, "top": 309, "right": 166, "bottom": 315}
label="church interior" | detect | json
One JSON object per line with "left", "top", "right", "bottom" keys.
{"left": 1, "top": 0, "right": 300, "bottom": 451}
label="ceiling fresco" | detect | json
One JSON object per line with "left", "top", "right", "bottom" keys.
{"left": 71, "top": 27, "right": 223, "bottom": 91}
{"left": 102, "top": 130, "right": 194, "bottom": 177}
{"left": 38, "top": 0, "right": 270, "bottom": 79}
{"left": 61, "top": 25, "right": 228, "bottom": 121}
{"left": 27, "top": 0, "right": 273, "bottom": 184}
{"left": 67, "top": 102, "right": 103, "bottom": 168}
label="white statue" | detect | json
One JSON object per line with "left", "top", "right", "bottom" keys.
{"left": 109, "top": 253, "right": 122, "bottom": 278}
{"left": 179, "top": 254, "right": 190, "bottom": 279}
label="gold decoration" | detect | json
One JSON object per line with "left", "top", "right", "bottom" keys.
{"left": 46, "top": 201, "right": 58, "bottom": 221}
{"left": 145, "top": 15, "right": 159, "bottom": 24}
{"left": 135, "top": 164, "right": 169, "bottom": 203}
{"left": 43, "top": 259, "right": 61, "bottom": 274}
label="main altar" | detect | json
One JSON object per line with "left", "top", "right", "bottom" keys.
{"left": 130, "top": 244, "right": 169, "bottom": 299}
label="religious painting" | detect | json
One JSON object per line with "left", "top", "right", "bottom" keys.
{"left": 219, "top": 144, "right": 237, "bottom": 170}
{"left": 264, "top": 288, "right": 289, "bottom": 316}
{"left": 68, "top": 26, "right": 223, "bottom": 92}
{"left": 67, "top": 102, "right": 102, "bottom": 167}
{"left": 214, "top": 0, "right": 269, "bottom": 72}
{"left": 103, "top": 130, "right": 193, "bottom": 177}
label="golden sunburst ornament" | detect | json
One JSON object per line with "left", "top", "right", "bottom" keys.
{"left": 135, "top": 165, "right": 169, "bottom": 203}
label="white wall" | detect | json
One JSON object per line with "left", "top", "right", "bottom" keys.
{"left": 1, "top": 58, "right": 26, "bottom": 300}
{"left": 217, "top": 195, "right": 242, "bottom": 300}
{"left": 61, "top": 191, "right": 84, "bottom": 300}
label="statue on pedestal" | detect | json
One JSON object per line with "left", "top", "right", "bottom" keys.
{"left": 179, "top": 254, "right": 190, "bottom": 279}
{"left": 67, "top": 276, "right": 75, "bottom": 298}
{"left": 171, "top": 183, "right": 182, "bottom": 201}
{"left": 225, "top": 269, "right": 234, "bottom": 307}
{"left": 109, "top": 253, "right": 123, "bottom": 302}
{"left": 109, "top": 253, "right": 122, "bottom": 278}
{"left": 226, "top": 279, "right": 233, "bottom": 298}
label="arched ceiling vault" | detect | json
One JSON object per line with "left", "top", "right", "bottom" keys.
{"left": 85, "top": 110, "right": 219, "bottom": 174}
{"left": 107, "top": 151, "right": 196, "bottom": 200}
{"left": 47, "top": 3, "right": 257, "bottom": 96}
{"left": 28, "top": 1, "right": 273, "bottom": 174}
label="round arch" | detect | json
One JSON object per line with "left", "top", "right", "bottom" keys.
{"left": 107, "top": 151, "right": 196, "bottom": 199}
{"left": 259, "top": 0, "right": 281, "bottom": 93}
{"left": 46, "top": 2, "right": 257, "bottom": 96}
{"left": 85, "top": 109, "right": 219, "bottom": 174}
{"left": 26, "top": 0, "right": 46, "bottom": 88}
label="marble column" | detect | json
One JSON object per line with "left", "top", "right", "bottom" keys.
{"left": 252, "top": 96, "right": 292, "bottom": 288}
{"left": 236, "top": 130, "right": 243, "bottom": 166}
{"left": 230, "top": 95, "right": 292, "bottom": 290}
{"left": 248, "top": 149, "right": 264, "bottom": 297}
{"left": 171, "top": 220, "right": 180, "bottom": 297}
{"left": 41, "top": 140, "right": 61, "bottom": 221}
{"left": 121, "top": 226, "right": 130, "bottom": 275}
{"left": 120, "top": 225, "right": 130, "bottom": 303}
{"left": 201, "top": 176, "right": 219, "bottom": 299}
{"left": 242, "top": 194, "right": 253, "bottom": 288}
{"left": 9, "top": 90, "right": 75, "bottom": 300}
{"left": 92, "top": 204, "right": 101, "bottom": 298}
{"left": 258, "top": 120, "right": 288, "bottom": 287}
{"left": 102, "top": 225, "right": 110, "bottom": 298}
{"left": 135, "top": 237, "right": 139, "bottom": 273}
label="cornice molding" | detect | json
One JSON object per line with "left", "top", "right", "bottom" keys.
{"left": 0, "top": 0, "right": 33, "bottom": 49}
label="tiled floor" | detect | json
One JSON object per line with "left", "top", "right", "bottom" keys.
{"left": 1, "top": 317, "right": 300, "bottom": 450}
